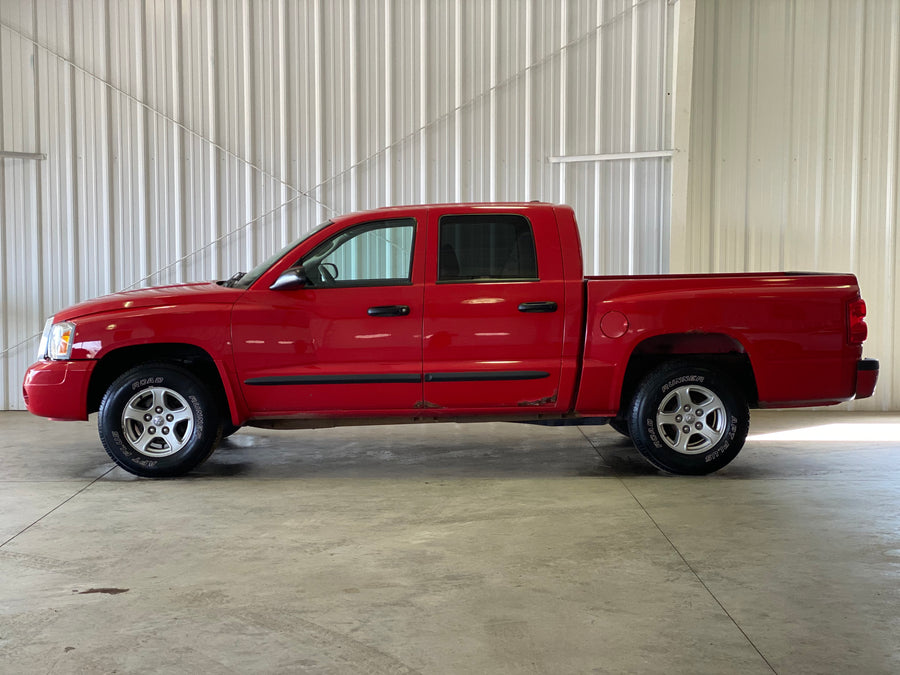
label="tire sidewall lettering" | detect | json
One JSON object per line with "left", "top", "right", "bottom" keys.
{"left": 645, "top": 417, "right": 664, "bottom": 449}
{"left": 661, "top": 374, "right": 704, "bottom": 394}
{"left": 189, "top": 395, "right": 204, "bottom": 435}
{"left": 132, "top": 376, "right": 164, "bottom": 391}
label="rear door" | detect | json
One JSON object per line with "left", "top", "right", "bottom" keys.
{"left": 422, "top": 206, "right": 566, "bottom": 410}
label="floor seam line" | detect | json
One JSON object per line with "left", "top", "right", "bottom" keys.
{"left": 0, "top": 468, "right": 115, "bottom": 549}
{"left": 626, "top": 489, "right": 778, "bottom": 674}
{"left": 577, "top": 426, "right": 779, "bottom": 675}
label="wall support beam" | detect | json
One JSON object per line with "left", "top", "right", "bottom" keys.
{"left": 669, "top": 0, "right": 696, "bottom": 273}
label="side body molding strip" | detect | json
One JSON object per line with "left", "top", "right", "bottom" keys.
{"left": 245, "top": 371, "right": 551, "bottom": 386}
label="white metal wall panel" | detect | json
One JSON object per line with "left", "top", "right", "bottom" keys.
{"left": 0, "top": 0, "right": 674, "bottom": 410}
{"left": 685, "top": 0, "right": 900, "bottom": 410}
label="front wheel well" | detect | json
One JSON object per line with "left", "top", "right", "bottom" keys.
{"left": 87, "top": 344, "right": 228, "bottom": 417}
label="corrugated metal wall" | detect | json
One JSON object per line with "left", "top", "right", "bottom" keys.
{"left": 684, "top": 0, "right": 900, "bottom": 410}
{"left": 0, "top": 0, "right": 675, "bottom": 411}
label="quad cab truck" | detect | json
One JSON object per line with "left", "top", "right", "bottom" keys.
{"left": 24, "top": 203, "right": 879, "bottom": 477}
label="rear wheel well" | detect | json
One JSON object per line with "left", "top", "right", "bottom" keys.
{"left": 88, "top": 344, "right": 228, "bottom": 418}
{"left": 618, "top": 334, "right": 759, "bottom": 415}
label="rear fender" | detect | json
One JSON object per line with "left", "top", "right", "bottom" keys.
{"left": 576, "top": 331, "right": 757, "bottom": 415}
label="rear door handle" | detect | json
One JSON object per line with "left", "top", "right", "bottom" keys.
{"left": 367, "top": 305, "right": 411, "bottom": 317}
{"left": 518, "top": 301, "right": 558, "bottom": 313}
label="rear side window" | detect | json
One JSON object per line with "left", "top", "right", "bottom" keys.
{"left": 438, "top": 214, "right": 538, "bottom": 282}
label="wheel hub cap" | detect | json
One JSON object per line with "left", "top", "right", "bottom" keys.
{"left": 655, "top": 384, "right": 727, "bottom": 455}
{"left": 121, "top": 386, "right": 194, "bottom": 458}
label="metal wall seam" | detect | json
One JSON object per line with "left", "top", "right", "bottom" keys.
{"left": 453, "top": 0, "right": 462, "bottom": 203}
{"left": 558, "top": 1, "right": 568, "bottom": 207}
{"left": 524, "top": 0, "right": 533, "bottom": 200}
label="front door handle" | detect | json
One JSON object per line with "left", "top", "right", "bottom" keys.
{"left": 367, "top": 305, "right": 411, "bottom": 317}
{"left": 518, "top": 301, "right": 558, "bottom": 313}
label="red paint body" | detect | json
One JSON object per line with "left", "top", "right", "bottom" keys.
{"left": 23, "top": 203, "right": 877, "bottom": 426}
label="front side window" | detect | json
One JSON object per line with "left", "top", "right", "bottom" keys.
{"left": 300, "top": 218, "right": 416, "bottom": 287}
{"left": 438, "top": 214, "right": 538, "bottom": 282}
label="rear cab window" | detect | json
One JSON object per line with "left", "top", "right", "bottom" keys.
{"left": 438, "top": 214, "right": 538, "bottom": 283}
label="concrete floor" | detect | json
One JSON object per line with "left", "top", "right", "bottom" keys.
{"left": 1, "top": 410, "right": 899, "bottom": 674}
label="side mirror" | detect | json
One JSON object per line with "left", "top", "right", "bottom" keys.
{"left": 269, "top": 267, "right": 308, "bottom": 291}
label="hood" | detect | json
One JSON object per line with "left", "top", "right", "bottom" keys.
{"left": 55, "top": 282, "right": 243, "bottom": 321}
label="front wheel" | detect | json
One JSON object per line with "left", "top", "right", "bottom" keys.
{"left": 98, "top": 363, "right": 222, "bottom": 477}
{"left": 627, "top": 362, "right": 749, "bottom": 475}
{"left": 608, "top": 418, "right": 631, "bottom": 438}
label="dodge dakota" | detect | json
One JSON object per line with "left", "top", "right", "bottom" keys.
{"left": 24, "top": 202, "right": 878, "bottom": 477}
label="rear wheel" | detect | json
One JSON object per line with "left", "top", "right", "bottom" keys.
{"left": 98, "top": 363, "right": 222, "bottom": 477}
{"left": 627, "top": 361, "right": 749, "bottom": 475}
{"left": 222, "top": 422, "right": 242, "bottom": 438}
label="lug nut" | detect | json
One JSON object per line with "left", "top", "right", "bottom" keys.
{"left": 695, "top": 422, "right": 703, "bottom": 430}
{"left": 144, "top": 413, "right": 152, "bottom": 422}
{"left": 675, "top": 415, "right": 683, "bottom": 423}
{"left": 162, "top": 427, "right": 170, "bottom": 434}
{"left": 682, "top": 425, "right": 690, "bottom": 434}
{"left": 148, "top": 426, "right": 156, "bottom": 434}
{"left": 696, "top": 409, "right": 703, "bottom": 416}
{"left": 166, "top": 414, "right": 174, "bottom": 422}
{"left": 155, "top": 407, "right": 163, "bottom": 414}
{"left": 683, "top": 405, "right": 691, "bottom": 411}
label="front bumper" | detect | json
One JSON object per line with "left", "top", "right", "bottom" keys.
{"left": 23, "top": 360, "right": 95, "bottom": 420}
{"left": 855, "top": 358, "right": 879, "bottom": 400}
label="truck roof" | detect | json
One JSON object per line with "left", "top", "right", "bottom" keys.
{"left": 329, "top": 201, "right": 559, "bottom": 225}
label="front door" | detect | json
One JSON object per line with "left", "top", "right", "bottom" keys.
{"left": 232, "top": 217, "right": 424, "bottom": 414}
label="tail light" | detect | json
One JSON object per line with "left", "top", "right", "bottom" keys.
{"left": 848, "top": 299, "right": 867, "bottom": 344}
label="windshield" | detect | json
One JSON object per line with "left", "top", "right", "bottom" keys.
{"left": 229, "top": 221, "right": 332, "bottom": 289}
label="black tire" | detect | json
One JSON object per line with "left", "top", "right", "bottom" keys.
{"left": 627, "top": 361, "right": 749, "bottom": 475}
{"left": 98, "top": 363, "right": 223, "bottom": 477}
{"left": 608, "top": 418, "right": 631, "bottom": 438}
{"left": 221, "top": 422, "right": 242, "bottom": 439}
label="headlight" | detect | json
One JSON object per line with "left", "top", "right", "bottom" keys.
{"left": 38, "top": 320, "right": 76, "bottom": 360}
{"left": 37, "top": 318, "right": 53, "bottom": 360}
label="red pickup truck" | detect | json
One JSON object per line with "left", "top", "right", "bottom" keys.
{"left": 24, "top": 202, "right": 878, "bottom": 477}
